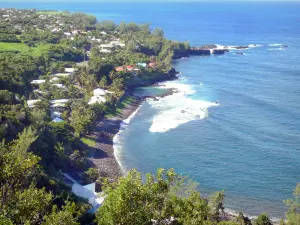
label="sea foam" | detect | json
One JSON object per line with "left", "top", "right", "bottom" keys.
{"left": 149, "top": 81, "right": 219, "bottom": 133}
{"left": 269, "top": 43, "right": 282, "bottom": 46}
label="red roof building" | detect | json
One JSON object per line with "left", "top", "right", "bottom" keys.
{"left": 115, "top": 66, "right": 125, "bottom": 72}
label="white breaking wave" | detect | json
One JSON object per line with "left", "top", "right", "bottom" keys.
{"left": 248, "top": 44, "right": 263, "bottom": 48}
{"left": 149, "top": 81, "right": 219, "bottom": 133}
{"left": 267, "top": 48, "right": 284, "bottom": 51}
{"left": 269, "top": 43, "right": 282, "bottom": 46}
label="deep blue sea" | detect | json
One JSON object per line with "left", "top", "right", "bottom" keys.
{"left": 2, "top": 1, "right": 300, "bottom": 218}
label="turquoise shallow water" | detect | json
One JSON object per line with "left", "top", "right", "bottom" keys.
{"left": 2, "top": 1, "right": 300, "bottom": 218}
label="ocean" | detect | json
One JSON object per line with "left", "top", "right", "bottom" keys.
{"left": 2, "top": 1, "right": 300, "bottom": 219}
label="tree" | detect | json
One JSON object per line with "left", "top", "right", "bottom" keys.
{"left": 84, "top": 168, "right": 99, "bottom": 183}
{"left": 96, "top": 168, "right": 219, "bottom": 225}
{"left": 42, "top": 202, "right": 81, "bottom": 225}
{"left": 209, "top": 190, "right": 225, "bottom": 222}
{"left": 284, "top": 183, "right": 300, "bottom": 225}
{"left": 70, "top": 101, "right": 93, "bottom": 137}
{"left": 254, "top": 213, "right": 272, "bottom": 225}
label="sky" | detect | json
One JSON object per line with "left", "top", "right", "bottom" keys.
{"left": 1, "top": 0, "right": 299, "bottom": 2}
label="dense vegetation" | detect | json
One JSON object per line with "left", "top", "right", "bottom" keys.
{"left": 0, "top": 8, "right": 299, "bottom": 225}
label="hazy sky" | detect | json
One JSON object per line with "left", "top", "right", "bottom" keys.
{"left": 1, "top": 0, "right": 299, "bottom": 2}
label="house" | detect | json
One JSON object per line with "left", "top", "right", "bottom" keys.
{"left": 71, "top": 30, "right": 81, "bottom": 35}
{"left": 52, "top": 117, "right": 64, "bottom": 123}
{"left": 148, "top": 62, "right": 157, "bottom": 68}
{"left": 30, "top": 80, "right": 46, "bottom": 85}
{"left": 72, "top": 182, "right": 105, "bottom": 214}
{"left": 110, "top": 40, "right": 125, "bottom": 47}
{"left": 64, "top": 68, "right": 76, "bottom": 73}
{"left": 51, "top": 28, "right": 61, "bottom": 33}
{"left": 100, "top": 31, "right": 107, "bottom": 35}
{"left": 51, "top": 73, "right": 71, "bottom": 77}
{"left": 50, "top": 99, "right": 68, "bottom": 118}
{"left": 93, "top": 88, "right": 106, "bottom": 96}
{"left": 50, "top": 77, "right": 59, "bottom": 82}
{"left": 53, "top": 84, "right": 66, "bottom": 89}
{"left": 115, "top": 66, "right": 125, "bottom": 72}
{"left": 126, "top": 65, "right": 135, "bottom": 71}
{"left": 100, "top": 49, "right": 111, "bottom": 53}
{"left": 137, "top": 63, "right": 147, "bottom": 68}
{"left": 64, "top": 32, "right": 72, "bottom": 37}
{"left": 27, "top": 99, "right": 41, "bottom": 108}
{"left": 88, "top": 88, "right": 107, "bottom": 105}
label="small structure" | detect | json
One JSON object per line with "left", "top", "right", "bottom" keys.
{"left": 27, "top": 99, "right": 41, "bottom": 108}
{"left": 148, "top": 62, "right": 157, "bottom": 68}
{"left": 51, "top": 73, "right": 71, "bottom": 77}
{"left": 126, "top": 65, "right": 135, "bottom": 71}
{"left": 64, "top": 68, "right": 76, "bottom": 73}
{"left": 88, "top": 88, "right": 107, "bottom": 105}
{"left": 53, "top": 84, "right": 66, "bottom": 89}
{"left": 137, "top": 62, "right": 147, "bottom": 68}
{"left": 52, "top": 117, "right": 64, "bottom": 123}
{"left": 50, "top": 99, "right": 68, "bottom": 118}
{"left": 30, "top": 80, "right": 46, "bottom": 85}
{"left": 115, "top": 66, "right": 125, "bottom": 72}
{"left": 50, "top": 77, "right": 59, "bottom": 82}
{"left": 72, "top": 182, "right": 105, "bottom": 213}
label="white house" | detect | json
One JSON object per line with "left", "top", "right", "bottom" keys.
{"left": 50, "top": 99, "right": 68, "bottom": 118}
{"left": 27, "top": 99, "right": 41, "bottom": 108}
{"left": 72, "top": 182, "right": 105, "bottom": 213}
{"left": 64, "top": 68, "right": 76, "bottom": 73}
{"left": 53, "top": 84, "right": 66, "bottom": 89}
{"left": 100, "top": 49, "right": 111, "bottom": 53}
{"left": 51, "top": 73, "right": 71, "bottom": 77}
{"left": 50, "top": 77, "right": 59, "bottom": 82}
{"left": 31, "top": 80, "right": 46, "bottom": 85}
{"left": 52, "top": 117, "right": 64, "bottom": 123}
{"left": 88, "top": 88, "right": 107, "bottom": 105}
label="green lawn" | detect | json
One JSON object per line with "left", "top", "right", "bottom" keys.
{"left": 36, "top": 10, "right": 65, "bottom": 15}
{"left": 106, "top": 96, "right": 135, "bottom": 118}
{"left": 81, "top": 137, "right": 97, "bottom": 148}
{"left": 0, "top": 42, "right": 50, "bottom": 56}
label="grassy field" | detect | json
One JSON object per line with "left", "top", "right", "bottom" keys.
{"left": 36, "top": 10, "right": 65, "bottom": 15}
{"left": 106, "top": 96, "right": 135, "bottom": 118}
{"left": 81, "top": 137, "right": 97, "bottom": 148}
{"left": 0, "top": 42, "right": 50, "bottom": 56}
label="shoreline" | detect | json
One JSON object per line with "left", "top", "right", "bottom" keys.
{"left": 88, "top": 94, "right": 143, "bottom": 178}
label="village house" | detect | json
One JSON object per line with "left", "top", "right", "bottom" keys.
{"left": 64, "top": 68, "right": 76, "bottom": 73}
{"left": 30, "top": 80, "right": 46, "bottom": 85}
{"left": 50, "top": 99, "right": 69, "bottom": 118}
{"left": 88, "top": 88, "right": 107, "bottom": 105}
{"left": 27, "top": 99, "right": 41, "bottom": 108}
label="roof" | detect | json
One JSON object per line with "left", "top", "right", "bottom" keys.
{"left": 126, "top": 65, "right": 135, "bottom": 71}
{"left": 64, "top": 68, "right": 76, "bottom": 73}
{"left": 51, "top": 102, "right": 66, "bottom": 108}
{"left": 52, "top": 117, "right": 64, "bottom": 123}
{"left": 137, "top": 63, "right": 147, "bottom": 67}
{"left": 27, "top": 99, "right": 41, "bottom": 108}
{"left": 115, "top": 66, "right": 125, "bottom": 72}
{"left": 51, "top": 73, "right": 71, "bottom": 77}
{"left": 93, "top": 88, "right": 106, "bottom": 96}
{"left": 88, "top": 96, "right": 106, "bottom": 105}
{"left": 100, "top": 49, "right": 111, "bottom": 53}
{"left": 50, "top": 99, "right": 69, "bottom": 104}
{"left": 50, "top": 77, "right": 59, "bottom": 82}
{"left": 31, "top": 80, "right": 46, "bottom": 84}
{"left": 53, "top": 84, "right": 66, "bottom": 89}
{"left": 72, "top": 182, "right": 105, "bottom": 213}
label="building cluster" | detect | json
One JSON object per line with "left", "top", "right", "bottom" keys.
{"left": 27, "top": 67, "right": 111, "bottom": 123}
